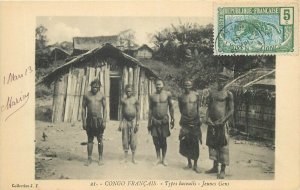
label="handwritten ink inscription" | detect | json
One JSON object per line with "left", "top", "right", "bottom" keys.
{"left": 3, "top": 66, "right": 33, "bottom": 85}
{"left": 1, "top": 66, "right": 33, "bottom": 122}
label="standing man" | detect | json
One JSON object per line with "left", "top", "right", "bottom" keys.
{"left": 148, "top": 79, "right": 174, "bottom": 166}
{"left": 178, "top": 79, "right": 202, "bottom": 173}
{"left": 118, "top": 85, "right": 139, "bottom": 164}
{"left": 205, "top": 73, "right": 234, "bottom": 179}
{"left": 82, "top": 79, "right": 106, "bottom": 166}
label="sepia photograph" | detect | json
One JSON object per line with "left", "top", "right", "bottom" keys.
{"left": 35, "top": 16, "right": 276, "bottom": 180}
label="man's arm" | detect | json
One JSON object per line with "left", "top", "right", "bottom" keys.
{"left": 197, "top": 93, "right": 201, "bottom": 118}
{"left": 168, "top": 92, "right": 175, "bottom": 129}
{"left": 82, "top": 95, "right": 87, "bottom": 130}
{"left": 205, "top": 93, "right": 214, "bottom": 126}
{"left": 135, "top": 97, "right": 140, "bottom": 123}
{"left": 102, "top": 96, "right": 107, "bottom": 128}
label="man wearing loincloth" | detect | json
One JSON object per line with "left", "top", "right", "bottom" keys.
{"left": 205, "top": 73, "right": 234, "bottom": 179}
{"left": 148, "top": 79, "right": 174, "bottom": 166}
{"left": 118, "top": 85, "right": 139, "bottom": 164}
{"left": 178, "top": 79, "right": 202, "bottom": 173}
{"left": 82, "top": 79, "right": 106, "bottom": 166}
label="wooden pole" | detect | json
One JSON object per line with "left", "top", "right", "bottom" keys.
{"left": 123, "top": 66, "right": 129, "bottom": 89}
{"left": 104, "top": 61, "right": 110, "bottom": 120}
{"left": 100, "top": 64, "right": 105, "bottom": 94}
{"left": 143, "top": 78, "right": 149, "bottom": 119}
{"left": 133, "top": 66, "right": 140, "bottom": 96}
{"left": 139, "top": 70, "right": 145, "bottom": 120}
{"left": 128, "top": 67, "right": 133, "bottom": 86}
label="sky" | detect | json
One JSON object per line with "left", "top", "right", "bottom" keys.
{"left": 37, "top": 17, "right": 212, "bottom": 46}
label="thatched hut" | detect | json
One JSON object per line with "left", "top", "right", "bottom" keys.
{"left": 225, "top": 68, "right": 275, "bottom": 141}
{"left": 37, "top": 44, "right": 158, "bottom": 123}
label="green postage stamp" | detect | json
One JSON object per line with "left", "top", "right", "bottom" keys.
{"left": 214, "top": 4, "right": 298, "bottom": 55}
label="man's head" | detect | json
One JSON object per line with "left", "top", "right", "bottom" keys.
{"left": 125, "top": 84, "right": 133, "bottom": 97}
{"left": 217, "top": 73, "right": 229, "bottom": 90}
{"left": 183, "top": 79, "right": 193, "bottom": 93}
{"left": 91, "top": 79, "right": 101, "bottom": 94}
{"left": 155, "top": 79, "right": 164, "bottom": 93}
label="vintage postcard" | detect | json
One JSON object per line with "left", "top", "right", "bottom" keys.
{"left": 0, "top": 1, "right": 299, "bottom": 190}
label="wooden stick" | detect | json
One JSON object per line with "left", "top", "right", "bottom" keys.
{"left": 104, "top": 61, "right": 110, "bottom": 120}
{"left": 143, "top": 78, "right": 149, "bottom": 119}
{"left": 123, "top": 66, "right": 128, "bottom": 90}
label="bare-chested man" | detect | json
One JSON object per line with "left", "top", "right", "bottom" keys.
{"left": 148, "top": 79, "right": 174, "bottom": 166}
{"left": 118, "top": 85, "right": 139, "bottom": 164}
{"left": 205, "top": 74, "right": 234, "bottom": 179}
{"left": 82, "top": 79, "right": 106, "bottom": 166}
{"left": 178, "top": 79, "right": 202, "bottom": 173}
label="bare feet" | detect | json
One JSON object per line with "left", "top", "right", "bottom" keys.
{"left": 132, "top": 159, "right": 137, "bottom": 164}
{"left": 98, "top": 158, "right": 104, "bottom": 166}
{"left": 162, "top": 161, "right": 168, "bottom": 166}
{"left": 154, "top": 159, "right": 162, "bottom": 165}
{"left": 205, "top": 167, "right": 218, "bottom": 174}
{"left": 121, "top": 158, "right": 128, "bottom": 163}
{"left": 217, "top": 171, "right": 225, "bottom": 179}
{"left": 183, "top": 163, "right": 192, "bottom": 170}
{"left": 84, "top": 159, "right": 92, "bottom": 166}
{"left": 193, "top": 166, "right": 202, "bottom": 173}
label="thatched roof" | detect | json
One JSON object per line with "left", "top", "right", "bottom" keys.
{"left": 225, "top": 68, "right": 275, "bottom": 99}
{"left": 37, "top": 44, "right": 158, "bottom": 86}
{"left": 225, "top": 68, "right": 275, "bottom": 90}
{"left": 138, "top": 44, "right": 153, "bottom": 52}
{"left": 73, "top": 36, "right": 119, "bottom": 50}
{"left": 36, "top": 46, "right": 71, "bottom": 57}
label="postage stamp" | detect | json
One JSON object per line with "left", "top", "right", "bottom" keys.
{"left": 214, "top": 5, "right": 298, "bottom": 55}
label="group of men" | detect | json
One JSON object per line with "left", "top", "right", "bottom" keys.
{"left": 81, "top": 74, "right": 233, "bottom": 179}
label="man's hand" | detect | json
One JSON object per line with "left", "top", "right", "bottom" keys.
{"left": 147, "top": 124, "right": 152, "bottom": 134}
{"left": 102, "top": 121, "right": 106, "bottom": 129}
{"left": 170, "top": 118, "right": 175, "bottom": 129}
{"left": 83, "top": 122, "right": 87, "bottom": 130}
{"left": 206, "top": 120, "right": 215, "bottom": 126}
{"left": 134, "top": 123, "right": 139, "bottom": 133}
{"left": 214, "top": 118, "right": 225, "bottom": 126}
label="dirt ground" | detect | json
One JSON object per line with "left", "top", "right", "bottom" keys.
{"left": 35, "top": 97, "right": 274, "bottom": 180}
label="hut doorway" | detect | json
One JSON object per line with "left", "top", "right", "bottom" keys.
{"left": 109, "top": 77, "right": 121, "bottom": 120}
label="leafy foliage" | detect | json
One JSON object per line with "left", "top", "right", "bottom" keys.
{"left": 151, "top": 21, "right": 275, "bottom": 89}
